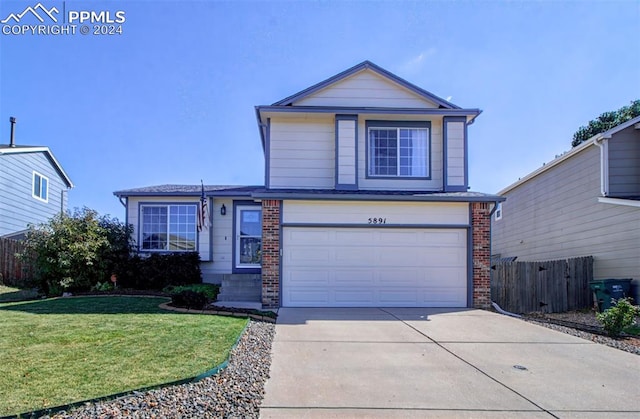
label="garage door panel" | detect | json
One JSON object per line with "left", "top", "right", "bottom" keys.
{"left": 334, "top": 248, "right": 377, "bottom": 265}
{"left": 376, "top": 230, "right": 422, "bottom": 245}
{"left": 285, "top": 270, "right": 330, "bottom": 286}
{"left": 376, "top": 269, "right": 422, "bottom": 284}
{"left": 287, "top": 290, "right": 330, "bottom": 305}
{"left": 288, "top": 248, "right": 331, "bottom": 263}
{"left": 289, "top": 229, "right": 332, "bottom": 245}
{"left": 377, "top": 290, "right": 422, "bottom": 304}
{"left": 282, "top": 227, "right": 467, "bottom": 307}
{"left": 334, "top": 290, "right": 375, "bottom": 304}
{"left": 335, "top": 230, "right": 375, "bottom": 244}
{"left": 333, "top": 270, "right": 375, "bottom": 285}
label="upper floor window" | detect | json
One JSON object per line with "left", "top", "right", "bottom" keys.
{"left": 367, "top": 121, "right": 430, "bottom": 178}
{"left": 494, "top": 202, "right": 503, "bottom": 221}
{"left": 140, "top": 204, "right": 197, "bottom": 251}
{"left": 32, "top": 171, "right": 49, "bottom": 202}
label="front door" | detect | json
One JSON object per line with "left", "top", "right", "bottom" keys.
{"left": 235, "top": 206, "right": 262, "bottom": 269}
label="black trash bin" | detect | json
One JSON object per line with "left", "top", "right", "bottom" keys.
{"left": 589, "top": 279, "right": 632, "bottom": 312}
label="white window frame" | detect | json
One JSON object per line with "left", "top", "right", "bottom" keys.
{"left": 32, "top": 171, "right": 49, "bottom": 202}
{"left": 235, "top": 205, "right": 262, "bottom": 269}
{"left": 494, "top": 202, "right": 503, "bottom": 221}
{"left": 139, "top": 204, "right": 198, "bottom": 252}
{"left": 366, "top": 121, "right": 431, "bottom": 179}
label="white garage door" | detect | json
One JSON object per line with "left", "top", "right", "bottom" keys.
{"left": 282, "top": 227, "right": 467, "bottom": 307}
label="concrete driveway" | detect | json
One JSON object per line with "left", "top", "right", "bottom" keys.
{"left": 260, "top": 308, "right": 640, "bottom": 418}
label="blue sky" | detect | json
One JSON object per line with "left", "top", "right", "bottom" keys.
{"left": 1, "top": 0, "right": 638, "bottom": 220}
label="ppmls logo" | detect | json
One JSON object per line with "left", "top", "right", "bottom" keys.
{"left": 1, "top": 2, "right": 59, "bottom": 23}
{"left": 2, "top": 2, "right": 126, "bottom": 36}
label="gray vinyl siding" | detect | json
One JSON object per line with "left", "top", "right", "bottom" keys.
{"left": 492, "top": 145, "right": 640, "bottom": 281}
{"left": 608, "top": 124, "right": 640, "bottom": 197}
{"left": 0, "top": 152, "right": 68, "bottom": 235}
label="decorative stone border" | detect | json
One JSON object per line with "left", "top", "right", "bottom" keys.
{"left": 158, "top": 302, "right": 278, "bottom": 323}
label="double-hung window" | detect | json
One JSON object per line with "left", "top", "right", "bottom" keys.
{"left": 32, "top": 171, "right": 49, "bottom": 202}
{"left": 140, "top": 204, "right": 197, "bottom": 251}
{"left": 367, "top": 121, "right": 430, "bottom": 178}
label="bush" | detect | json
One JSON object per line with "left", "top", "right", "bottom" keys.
{"left": 171, "top": 290, "right": 208, "bottom": 310}
{"left": 596, "top": 298, "right": 640, "bottom": 337}
{"left": 118, "top": 252, "right": 202, "bottom": 290}
{"left": 20, "top": 208, "right": 133, "bottom": 295}
{"left": 91, "top": 281, "right": 113, "bottom": 292}
{"left": 164, "top": 283, "right": 219, "bottom": 301}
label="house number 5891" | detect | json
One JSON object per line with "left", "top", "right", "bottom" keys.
{"left": 368, "top": 217, "right": 386, "bottom": 224}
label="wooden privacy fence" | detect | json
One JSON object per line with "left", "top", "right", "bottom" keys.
{"left": 0, "top": 237, "right": 34, "bottom": 286}
{"left": 491, "top": 256, "right": 593, "bottom": 314}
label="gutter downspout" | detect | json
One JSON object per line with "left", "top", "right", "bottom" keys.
{"left": 489, "top": 201, "right": 501, "bottom": 216}
{"left": 593, "top": 135, "right": 610, "bottom": 197}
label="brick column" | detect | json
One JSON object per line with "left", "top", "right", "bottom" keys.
{"left": 261, "top": 199, "right": 281, "bottom": 308}
{"left": 472, "top": 202, "right": 491, "bottom": 309}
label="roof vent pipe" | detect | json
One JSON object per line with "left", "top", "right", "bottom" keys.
{"left": 9, "top": 117, "right": 16, "bottom": 147}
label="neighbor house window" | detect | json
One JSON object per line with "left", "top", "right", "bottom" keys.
{"left": 140, "top": 204, "right": 197, "bottom": 251}
{"left": 32, "top": 171, "right": 49, "bottom": 202}
{"left": 367, "top": 121, "right": 430, "bottom": 178}
{"left": 495, "top": 202, "right": 503, "bottom": 221}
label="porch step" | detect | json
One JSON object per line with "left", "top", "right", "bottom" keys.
{"left": 217, "top": 274, "right": 261, "bottom": 302}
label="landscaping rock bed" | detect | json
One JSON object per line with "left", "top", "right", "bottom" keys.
{"left": 524, "top": 311, "right": 640, "bottom": 356}
{"left": 47, "top": 320, "right": 275, "bottom": 419}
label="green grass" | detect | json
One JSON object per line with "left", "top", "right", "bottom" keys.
{"left": 0, "top": 285, "right": 41, "bottom": 302}
{"left": 0, "top": 296, "right": 247, "bottom": 416}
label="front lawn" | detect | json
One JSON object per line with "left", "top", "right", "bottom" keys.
{"left": 0, "top": 296, "right": 248, "bottom": 416}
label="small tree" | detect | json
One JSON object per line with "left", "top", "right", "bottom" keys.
{"left": 572, "top": 100, "right": 640, "bottom": 147}
{"left": 21, "top": 207, "right": 133, "bottom": 295}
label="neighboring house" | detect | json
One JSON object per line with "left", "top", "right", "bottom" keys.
{"left": 0, "top": 138, "right": 74, "bottom": 237}
{"left": 492, "top": 116, "right": 640, "bottom": 300}
{"left": 114, "top": 61, "right": 503, "bottom": 309}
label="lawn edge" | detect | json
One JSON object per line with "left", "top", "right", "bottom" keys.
{"left": 7, "top": 297, "right": 252, "bottom": 419}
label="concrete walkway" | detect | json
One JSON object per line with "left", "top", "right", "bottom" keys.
{"left": 260, "top": 308, "right": 640, "bottom": 418}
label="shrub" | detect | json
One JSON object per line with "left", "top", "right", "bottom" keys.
{"left": 171, "top": 290, "right": 208, "bottom": 310}
{"left": 118, "top": 252, "right": 202, "bottom": 290}
{"left": 164, "top": 284, "right": 219, "bottom": 301}
{"left": 91, "top": 281, "right": 113, "bottom": 292}
{"left": 596, "top": 298, "right": 640, "bottom": 337}
{"left": 20, "top": 208, "right": 133, "bottom": 295}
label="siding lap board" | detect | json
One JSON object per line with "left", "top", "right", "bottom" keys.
{"left": 293, "top": 70, "right": 439, "bottom": 109}
{"left": 492, "top": 145, "right": 640, "bottom": 280}
{"left": 0, "top": 152, "right": 67, "bottom": 235}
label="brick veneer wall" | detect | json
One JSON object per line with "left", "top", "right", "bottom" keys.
{"left": 472, "top": 202, "right": 492, "bottom": 308}
{"left": 261, "top": 199, "right": 281, "bottom": 308}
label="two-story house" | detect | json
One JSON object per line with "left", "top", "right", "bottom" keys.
{"left": 114, "top": 61, "right": 503, "bottom": 309}
{"left": 492, "top": 116, "right": 640, "bottom": 302}
{"left": 0, "top": 119, "right": 74, "bottom": 238}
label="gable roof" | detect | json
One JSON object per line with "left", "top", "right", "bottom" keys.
{"left": 256, "top": 61, "right": 482, "bottom": 149}
{"left": 272, "top": 60, "right": 460, "bottom": 109}
{"left": 0, "top": 145, "right": 74, "bottom": 188}
{"left": 498, "top": 115, "right": 640, "bottom": 195}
